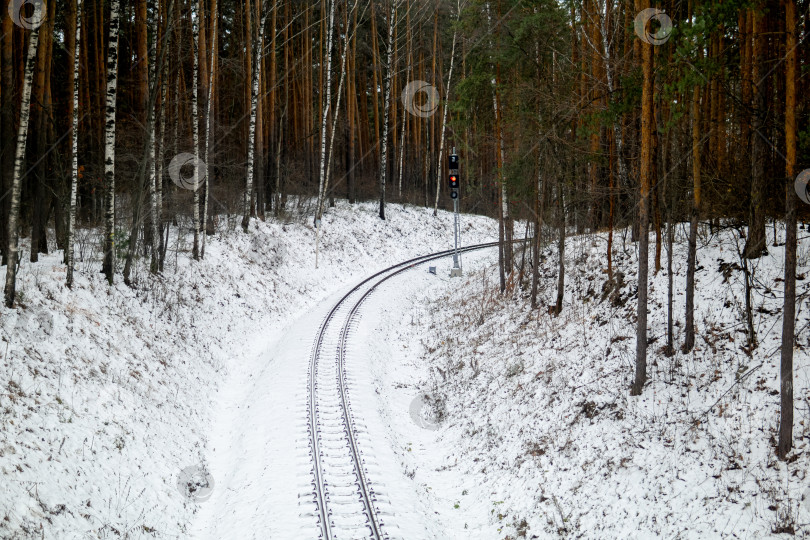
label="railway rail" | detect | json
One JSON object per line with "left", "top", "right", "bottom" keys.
{"left": 304, "top": 242, "right": 501, "bottom": 539}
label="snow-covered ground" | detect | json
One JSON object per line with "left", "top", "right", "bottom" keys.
{"left": 0, "top": 201, "right": 497, "bottom": 539}
{"left": 4, "top": 204, "right": 809, "bottom": 539}
{"left": 403, "top": 222, "right": 810, "bottom": 538}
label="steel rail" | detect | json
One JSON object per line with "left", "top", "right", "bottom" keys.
{"left": 307, "top": 241, "right": 503, "bottom": 539}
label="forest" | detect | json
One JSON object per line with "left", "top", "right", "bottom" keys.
{"left": 1, "top": 0, "right": 808, "bottom": 464}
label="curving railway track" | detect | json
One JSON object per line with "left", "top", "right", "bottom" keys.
{"left": 304, "top": 242, "right": 501, "bottom": 539}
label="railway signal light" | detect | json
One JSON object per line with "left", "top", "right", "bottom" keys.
{"left": 449, "top": 154, "right": 459, "bottom": 170}
{"left": 449, "top": 173, "right": 459, "bottom": 189}
{"left": 450, "top": 190, "right": 458, "bottom": 199}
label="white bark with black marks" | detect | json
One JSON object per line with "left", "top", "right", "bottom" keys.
{"left": 202, "top": 0, "right": 218, "bottom": 258}
{"left": 66, "top": 0, "right": 82, "bottom": 289}
{"left": 315, "top": 0, "right": 337, "bottom": 225}
{"left": 378, "top": 0, "right": 399, "bottom": 221}
{"left": 102, "top": 0, "right": 121, "bottom": 284}
{"left": 3, "top": 19, "right": 41, "bottom": 306}
{"left": 433, "top": 12, "right": 457, "bottom": 216}
{"left": 242, "top": 0, "right": 267, "bottom": 232}
{"left": 192, "top": 0, "right": 201, "bottom": 259}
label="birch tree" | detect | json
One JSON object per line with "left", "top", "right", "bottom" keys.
{"left": 324, "top": 0, "right": 360, "bottom": 201}
{"left": 149, "top": 0, "right": 174, "bottom": 271}
{"left": 315, "top": 0, "right": 337, "bottom": 225}
{"left": 242, "top": 0, "right": 267, "bottom": 233}
{"left": 101, "top": 0, "right": 121, "bottom": 285}
{"left": 3, "top": 5, "right": 42, "bottom": 307}
{"left": 192, "top": 0, "right": 201, "bottom": 258}
{"left": 378, "top": 0, "right": 400, "bottom": 221}
{"left": 432, "top": 1, "right": 459, "bottom": 217}
{"left": 201, "top": 0, "right": 218, "bottom": 258}
{"left": 66, "top": 0, "right": 83, "bottom": 289}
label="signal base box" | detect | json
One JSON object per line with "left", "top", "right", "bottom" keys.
{"left": 450, "top": 267, "right": 463, "bottom": 278}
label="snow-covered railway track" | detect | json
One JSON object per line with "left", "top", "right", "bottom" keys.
{"left": 305, "top": 243, "right": 499, "bottom": 539}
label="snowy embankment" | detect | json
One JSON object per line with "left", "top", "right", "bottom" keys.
{"left": 0, "top": 201, "right": 497, "bottom": 539}
{"left": 400, "top": 223, "right": 810, "bottom": 538}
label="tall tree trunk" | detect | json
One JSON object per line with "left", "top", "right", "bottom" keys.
{"left": 30, "top": 0, "right": 54, "bottom": 263}
{"left": 201, "top": 0, "right": 217, "bottom": 257}
{"left": 631, "top": 25, "right": 654, "bottom": 396}
{"left": 150, "top": 0, "right": 174, "bottom": 271}
{"left": 123, "top": 0, "right": 153, "bottom": 283}
{"left": 433, "top": 16, "right": 458, "bottom": 216}
{"left": 777, "top": 0, "right": 797, "bottom": 460}
{"left": 3, "top": 20, "right": 40, "bottom": 307}
{"left": 684, "top": 80, "right": 701, "bottom": 353}
{"left": 156, "top": 57, "right": 168, "bottom": 271}
{"left": 101, "top": 0, "right": 121, "bottom": 285}
{"left": 346, "top": 0, "right": 358, "bottom": 204}
{"left": 66, "top": 0, "right": 83, "bottom": 288}
{"left": 744, "top": 7, "right": 766, "bottom": 259}
{"left": 315, "top": 0, "right": 337, "bottom": 224}
{"left": 191, "top": 0, "right": 201, "bottom": 259}
{"left": 241, "top": 0, "right": 267, "bottom": 232}
{"left": 554, "top": 176, "right": 565, "bottom": 315}
{"left": 379, "top": 0, "right": 398, "bottom": 221}
{"left": 0, "top": 0, "right": 15, "bottom": 265}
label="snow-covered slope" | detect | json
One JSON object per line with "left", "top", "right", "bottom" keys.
{"left": 404, "top": 223, "right": 810, "bottom": 538}
{"left": 0, "top": 201, "right": 497, "bottom": 539}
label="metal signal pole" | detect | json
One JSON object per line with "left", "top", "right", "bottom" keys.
{"left": 450, "top": 147, "right": 462, "bottom": 277}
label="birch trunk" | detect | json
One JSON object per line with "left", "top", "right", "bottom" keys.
{"left": 150, "top": 0, "right": 174, "bottom": 271}
{"left": 379, "top": 0, "right": 398, "bottom": 220}
{"left": 324, "top": 0, "right": 358, "bottom": 201}
{"left": 192, "top": 0, "right": 201, "bottom": 259}
{"left": 315, "top": 0, "right": 337, "bottom": 224}
{"left": 101, "top": 0, "right": 121, "bottom": 285}
{"left": 66, "top": 0, "right": 83, "bottom": 288}
{"left": 433, "top": 18, "right": 458, "bottom": 216}
{"left": 3, "top": 16, "right": 41, "bottom": 306}
{"left": 241, "top": 0, "right": 267, "bottom": 232}
{"left": 156, "top": 57, "right": 168, "bottom": 271}
{"left": 202, "top": 0, "right": 217, "bottom": 258}
{"left": 148, "top": 0, "right": 161, "bottom": 273}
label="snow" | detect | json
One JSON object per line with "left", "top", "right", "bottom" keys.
{"left": 403, "top": 222, "right": 810, "bottom": 538}
{"left": 0, "top": 201, "right": 496, "bottom": 539}
{"left": 3, "top": 204, "right": 809, "bottom": 539}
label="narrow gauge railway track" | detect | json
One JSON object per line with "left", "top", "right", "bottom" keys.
{"left": 304, "top": 242, "right": 502, "bottom": 539}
